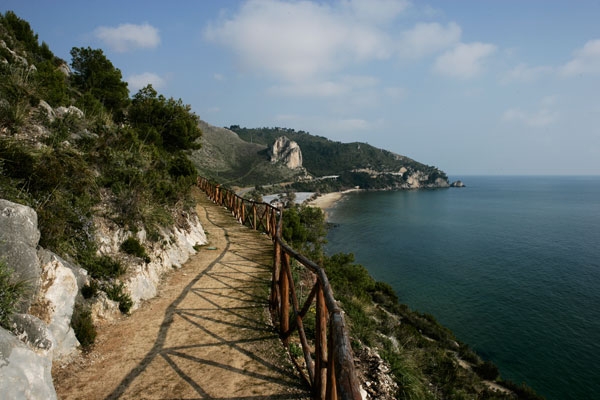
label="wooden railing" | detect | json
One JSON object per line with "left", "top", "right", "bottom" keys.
{"left": 197, "top": 177, "right": 362, "bottom": 400}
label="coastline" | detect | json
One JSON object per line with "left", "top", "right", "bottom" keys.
{"left": 307, "top": 188, "right": 360, "bottom": 218}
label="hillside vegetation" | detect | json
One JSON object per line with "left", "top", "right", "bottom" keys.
{"left": 229, "top": 125, "right": 448, "bottom": 191}
{"left": 190, "top": 121, "right": 304, "bottom": 187}
{"left": 0, "top": 11, "right": 201, "bottom": 318}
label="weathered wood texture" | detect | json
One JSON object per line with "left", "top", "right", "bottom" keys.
{"left": 197, "top": 177, "right": 361, "bottom": 400}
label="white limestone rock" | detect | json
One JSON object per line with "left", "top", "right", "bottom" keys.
{"left": 0, "top": 200, "right": 42, "bottom": 310}
{"left": 125, "top": 212, "right": 207, "bottom": 309}
{"left": 33, "top": 250, "right": 84, "bottom": 359}
{"left": 94, "top": 211, "right": 206, "bottom": 314}
{"left": 54, "top": 105, "right": 84, "bottom": 119}
{"left": 9, "top": 314, "right": 54, "bottom": 353}
{"left": 269, "top": 136, "right": 303, "bottom": 169}
{"left": 0, "top": 328, "right": 57, "bottom": 400}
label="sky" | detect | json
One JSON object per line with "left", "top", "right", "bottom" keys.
{"left": 3, "top": 0, "right": 600, "bottom": 176}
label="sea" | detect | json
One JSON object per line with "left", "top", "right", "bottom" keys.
{"left": 324, "top": 176, "right": 600, "bottom": 400}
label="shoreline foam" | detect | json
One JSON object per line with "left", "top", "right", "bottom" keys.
{"left": 307, "top": 189, "right": 360, "bottom": 218}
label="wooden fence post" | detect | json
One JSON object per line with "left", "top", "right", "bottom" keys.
{"left": 315, "top": 283, "right": 328, "bottom": 399}
{"left": 280, "top": 252, "right": 290, "bottom": 345}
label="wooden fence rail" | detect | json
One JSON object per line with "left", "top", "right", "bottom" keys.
{"left": 197, "top": 177, "right": 362, "bottom": 400}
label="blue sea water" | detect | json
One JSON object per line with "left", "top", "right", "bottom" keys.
{"left": 324, "top": 176, "right": 600, "bottom": 400}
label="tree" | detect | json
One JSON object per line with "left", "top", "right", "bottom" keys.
{"left": 128, "top": 85, "right": 201, "bottom": 152}
{"left": 70, "top": 47, "right": 129, "bottom": 116}
{"left": 282, "top": 205, "right": 327, "bottom": 260}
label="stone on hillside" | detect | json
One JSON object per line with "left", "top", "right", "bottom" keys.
{"left": 90, "top": 292, "right": 120, "bottom": 322}
{"left": 55, "top": 106, "right": 84, "bottom": 119}
{"left": 58, "top": 62, "right": 71, "bottom": 76}
{"left": 0, "top": 200, "right": 41, "bottom": 310}
{"left": 269, "top": 136, "right": 303, "bottom": 169}
{"left": 31, "top": 250, "right": 83, "bottom": 359}
{"left": 37, "top": 100, "right": 56, "bottom": 122}
{"left": 9, "top": 314, "right": 54, "bottom": 352}
{"left": 0, "top": 328, "right": 57, "bottom": 400}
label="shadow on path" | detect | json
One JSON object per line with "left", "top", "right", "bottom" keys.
{"left": 104, "top": 194, "right": 309, "bottom": 399}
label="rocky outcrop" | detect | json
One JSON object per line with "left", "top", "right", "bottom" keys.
{"left": 269, "top": 136, "right": 303, "bottom": 169}
{"left": 0, "top": 198, "right": 207, "bottom": 397}
{"left": 94, "top": 211, "right": 207, "bottom": 312}
{"left": 0, "top": 327, "right": 57, "bottom": 400}
{"left": 0, "top": 200, "right": 41, "bottom": 311}
{"left": 32, "top": 250, "right": 86, "bottom": 359}
{"left": 451, "top": 180, "right": 466, "bottom": 187}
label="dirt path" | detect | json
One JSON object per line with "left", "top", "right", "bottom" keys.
{"left": 53, "top": 191, "right": 310, "bottom": 399}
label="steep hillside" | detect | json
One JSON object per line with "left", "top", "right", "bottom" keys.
{"left": 229, "top": 125, "right": 449, "bottom": 190}
{"left": 0, "top": 9, "right": 203, "bottom": 350}
{"left": 192, "top": 122, "right": 449, "bottom": 192}
{"left": 190, "top": 121, "right": 306, "bottom": 187}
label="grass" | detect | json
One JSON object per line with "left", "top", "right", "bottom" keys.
{"left": 0, "top": 259, "right": 27, "bottom": 329}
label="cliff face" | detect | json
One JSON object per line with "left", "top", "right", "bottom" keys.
{"left": 269, "top": 136, "right": 303, "bottom": 169}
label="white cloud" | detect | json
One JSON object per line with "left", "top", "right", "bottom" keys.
{"left": 502, "top": 96, "right": 559, "bottom": 128}
{"left": 342, "top": 0, "right": 410, "bottom": 24}
{"left": 213, "top": 73, "right": 226, "bottom": 81}
{"left": 433, "top": 42, "right": 497, "bottom": 79}
{"left": 269, "top": 81, "right": 349, "bottom": 97}
{"left": 560, "top": 38, "right": 600, "bottom": 76}
{"left": 268, "top": 75, "right": 378, "bottom": 98}
{"left": 502, "top": 63, "right": 553, "bottom": 83}
{"left": 398, "top": 22, "right": 461, "bottom": 59}
{"left": 204, "top": 0, "right": 395, "bottom": 82}
{"left": 127, "top": 72, "right": 166, "bottom": 92}
{"left": 94, "top": 23, "right": 160, "bottom": 52}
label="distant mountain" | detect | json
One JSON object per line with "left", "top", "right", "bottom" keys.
{"left": 190, "top": 121, "right": 307, "bottom": 187}
{"left": 193, "top": 123, "right": 449, "bottom": 190}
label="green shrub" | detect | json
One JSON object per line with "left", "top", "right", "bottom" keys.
{"left": 81, "top": 280, "right": 99, "bottom": 299}
{"left": 289, "top": 342, "right": 303, "bottom": 359}
{"left": 120, "top": 237, "right": 150, "bottom": 263}
{"left": 82, "top": 255, "right": 125, "bottom": 279}
{"left": 104, "top": 281, "right": 133, "bottom": 314}
{"left": 71, "top": 304, "right": 96, "bottom": 348}
{"left": 474, "top": 360, "right": 500, "bottom": 381}
{"left": 0, "top": 260, "right": 27, "bottom": 329}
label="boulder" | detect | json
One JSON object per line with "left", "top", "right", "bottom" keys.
{"left": 269, "top": 136, "right": 303, "bottom": 169}
{"left": 451, "top": 180, "right": 466, "bottom": 187}
{"left": 9, "top": 314, "right": 54, "bottom": 352}
{"left": 0, "top": 328, "right": 57, "bottom": 400}
{"left": 31, "top": 250, "right": 83, "bottom": 359}
{"left": 0, "top": 200, "right": 41, "bottom": 310}
{"left": 54, "top": 106, "right": 84, "bottom": 119}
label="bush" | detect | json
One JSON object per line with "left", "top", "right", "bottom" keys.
{"left": 0, "top": 260, "right": 27, "bottom": 329}
{"left": 104, "top": 281, "right": 133, "bottom": 314}
{"left": 120, "top": 237, "right": 150, "bottom": 263}
{"left": 81, "top": 280, "right": 99, "bottom": 299}
{"left": 474, "top": 360, "right": 500, "bottom": 381}
{"left": 71, "top": 305, "right": 96, "bottom": 348}
{"left": 82, "top": 255, "right": 125, "bottom": 279}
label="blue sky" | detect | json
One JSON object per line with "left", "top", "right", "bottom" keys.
{"left": 3, "top": 1, "right": 600, "bottom": 176}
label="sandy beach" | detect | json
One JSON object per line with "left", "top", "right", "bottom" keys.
{"left": 307, "top": 189, "right": 360, "bottom": 217}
